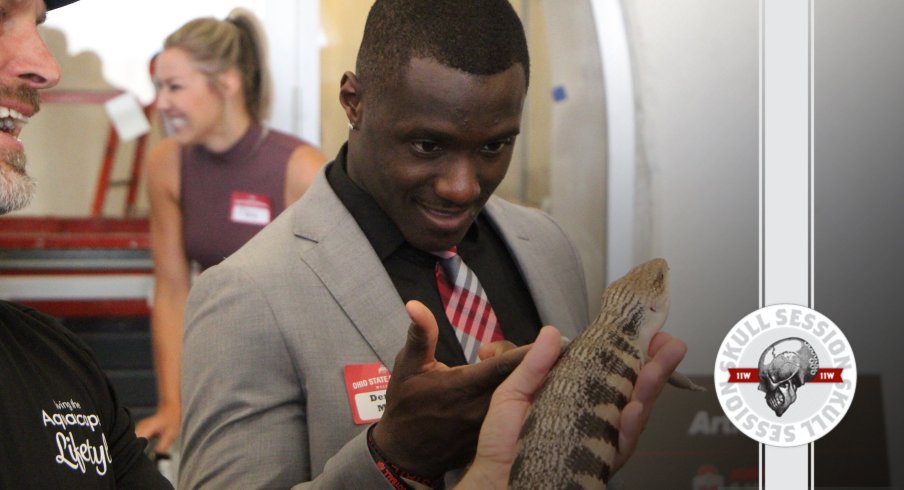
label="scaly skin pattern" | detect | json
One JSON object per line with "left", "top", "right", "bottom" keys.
{"left": 509, "top": 258, "right": 671, "bottom": 490}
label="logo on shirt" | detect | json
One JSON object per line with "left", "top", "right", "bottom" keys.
{"left": 41, "top": 398, "right": 112, "bottom": 476}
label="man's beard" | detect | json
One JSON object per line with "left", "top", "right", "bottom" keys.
{"left": 0, "top": 147, "right": 35, "bottom": 215}
{"left": 0, "top": 85, "right": 41, "bottom": 215}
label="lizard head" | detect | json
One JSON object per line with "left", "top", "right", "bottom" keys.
{"left": 600, "top": 258, "right": 671, "bottom": 358}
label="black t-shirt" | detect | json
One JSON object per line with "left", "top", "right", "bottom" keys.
{"left": 0, "top": 301, "right": 172, "bottom": 489}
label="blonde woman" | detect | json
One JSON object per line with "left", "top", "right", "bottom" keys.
{"left": 139, "top": 9, "right": 326, "bottom": 453}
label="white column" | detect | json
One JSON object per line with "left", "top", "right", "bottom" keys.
{"left": 760, "top": 0, "right": 812, "bottom": 488}
{"left": 263, "top": 0, "right": 321, "bottom": 145}
{"left": 589, "top": 0, "right": 637, "bottom": 284}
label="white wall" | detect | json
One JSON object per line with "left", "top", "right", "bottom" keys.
{"left": 621, "top": 0, "right": 760, "bottom": 374}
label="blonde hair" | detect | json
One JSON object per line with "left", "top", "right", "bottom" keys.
{"left": 164, "top": 8, "right": 272, "bottom": 122}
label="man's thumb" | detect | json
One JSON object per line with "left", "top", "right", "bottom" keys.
{"left": 393, "top": 300, "right": 440, "bottom": 376}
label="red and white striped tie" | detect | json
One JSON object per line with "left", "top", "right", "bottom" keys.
{"left": 433, "top": 246, "right": 503, "bottom": 364}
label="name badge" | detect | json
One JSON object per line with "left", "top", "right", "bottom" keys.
{"left": 343, "top": 362, "right": 391, "bottom": 425}
{"left": 230, "top": 191, "right": 272, "bottom": 225}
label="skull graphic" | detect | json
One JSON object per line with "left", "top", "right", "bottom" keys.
{"left": 757, "top": 337, "right": 819, "bottom": 417}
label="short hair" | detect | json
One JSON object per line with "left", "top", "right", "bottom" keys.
{"left": 356, "top": 0, "right": 530, "bottom": 95}
{"left": 164, "top": 8, "right": 272, "bottom": 122}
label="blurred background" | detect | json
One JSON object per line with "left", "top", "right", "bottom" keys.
{"left": 0, "top": 0, "right": 900, "bottom": 487}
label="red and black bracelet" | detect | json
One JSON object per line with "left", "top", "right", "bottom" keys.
{"left": 367, "top": 425, "right": 445, "bottom": 490}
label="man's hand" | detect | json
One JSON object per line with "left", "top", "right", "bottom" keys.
{"left": 613, "top": 331, "right": 687, "bottom": 471}
{"left": 371, "top": 300, "right": 530, "bottom": 477}
{"left": 478, "top": 339, "right": 518, "bottom": 361}
{"left": 135, "top": 402, "right": 181, "bottom": 454}
{"left": 459, "top": 325, "right": 562, "bottom": 489}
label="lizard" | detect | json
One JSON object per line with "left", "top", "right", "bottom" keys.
{"left": 508, "top": 258, "right": 704, "bottom": 489}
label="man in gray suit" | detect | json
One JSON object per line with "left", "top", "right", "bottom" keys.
{"left": 180, "top": 0, "right": 688, "bottom": 488}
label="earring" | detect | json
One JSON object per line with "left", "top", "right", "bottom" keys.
{"left": 348, "top": 122, "right": 359, "bottom": 131}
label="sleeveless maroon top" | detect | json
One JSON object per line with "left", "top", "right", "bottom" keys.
{"left": 180, "top": 123, "right": 306, "bottom": 270}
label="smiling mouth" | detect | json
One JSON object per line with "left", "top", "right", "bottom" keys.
{"left": 0, "top": 106, "right": 29, "bottom": 140}
{"left": 419, "top": 201, "right": 469, "bottom": 217}
{"left": 417, "top": 201, "right": 474, "bottom": 228}
{"left": 425, "top": 205, "right": 465, "bottom": 217}
{"left": 160, "top": 114, "right": 188, "bottom": 133}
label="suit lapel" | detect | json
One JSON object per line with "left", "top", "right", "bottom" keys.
{"left": 291, "top": 172, "right": 410, "bottom": 370}
{"left": 484, "top": 197, "right": 585, "bottom": 340}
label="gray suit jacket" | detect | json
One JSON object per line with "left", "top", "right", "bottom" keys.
{"left": 179, "top": 168, "right": 589, "bottom": 489}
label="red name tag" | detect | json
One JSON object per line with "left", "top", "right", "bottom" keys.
{"left": 343, "top": 362, "right": 391, "bottom": 425}
{"left": 230, "top": 191, "right": 272, "bottom": 225}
